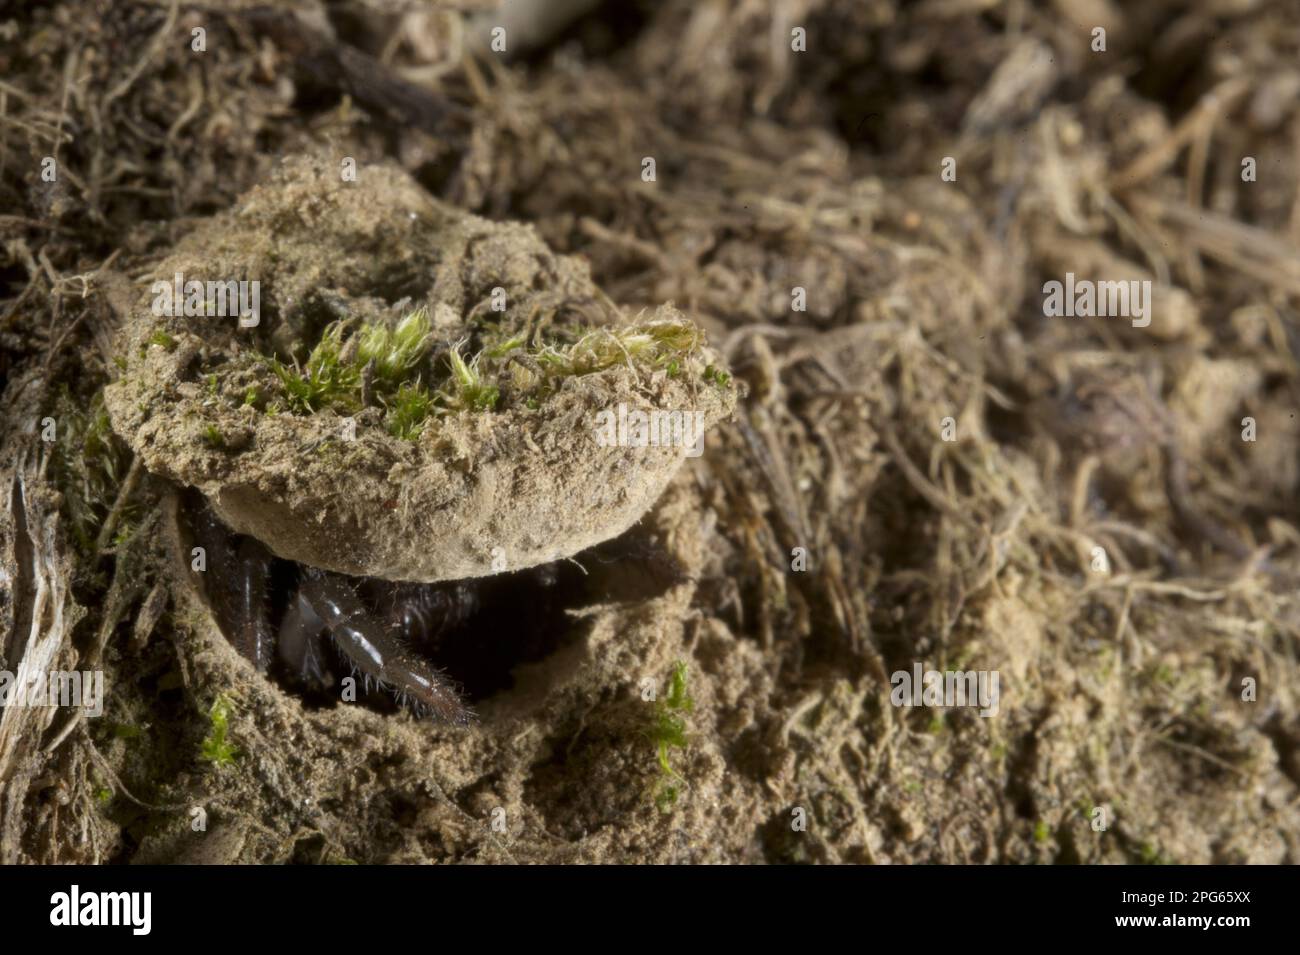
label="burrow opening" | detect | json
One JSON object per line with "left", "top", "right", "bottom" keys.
{"left": 182, "top": 489, "right": 684, "bottom": 718}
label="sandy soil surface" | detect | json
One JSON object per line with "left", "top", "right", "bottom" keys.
{"left": 1, "top": 0, "right": 1297, "bottom": 864}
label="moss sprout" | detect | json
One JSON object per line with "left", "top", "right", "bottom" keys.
{"left": 443, "top": 343, "right": 500, "bottom": 412}
{"left": 649, "top": 660, "right": 694, "bottom": 810}
{"left": 386, "top": 381, "right": 434, "bottom": 440}
{"left": 703, "top": 364, "right": 731, "bottom": 388}
{"left": 357, "top": 307, "right": 432, "bottom": 387}
{"left": 272, "top": 322, "right": 362, "bottom": 414}
{"left": 146, "top": 329, "right": 176, "bottom": 350}
{"left": 201, "top": 424, "right": 225, "bottom": 448}
{"left": 200, "top": 695, "right": 239, "bottom": 767}
{"left": 271, "top": 309, "right": 437, "bottom": 434}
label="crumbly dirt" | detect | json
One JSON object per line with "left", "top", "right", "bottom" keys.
{"left": 2, "top": 0, "right": 1299, "bottom": 865}
{"left": 103, "top": 155, "right": 735, "bottom": 581}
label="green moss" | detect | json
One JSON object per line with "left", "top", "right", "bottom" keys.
{"left": 703, "top": 364, "right": 731, "bottom": 388}
{"left": 264, "top": 312, "right": 720, "bottom": 435}
{"left": 648, "top": 660, "right": 695, "bottom": 811}
{"left": 1033, "top": 820, "right": 1051, "bottom": 844}
{"left": 1137, "top": 841, "right": 1171, "bottom": 865}
{"left": 386, "top": 381, "right": 433, "bottom": 440}
{"left": 200, "top": 695, "right": 239, "bottom": 767}
{"left": 485, "top": 333, "right": 528, "bottom": 359}
{"left": 109, "top": 722, "right": 143, "bottom": 740}
{"left": 535, "top": 319, "right": 702, "bottom": 379}
{"left": 357, "top": 308, "right": 432, "bottom": 388}
{"left": 110, "top": 518, "right": 139, "bottom": 548}
{"left": 47, "top": 387, "right": 132, "bottom": 562}
{"left": 270, "top": 309, "right": 437, "bottom": 433}
{"left": 272, "top": 322, "right": 362, "bottom": 414}
{"left": 444, "top": 344, "right": 499, "bottom": 412}
{"left": 201, "top": 424, "right": 225, "bottom": 448}
{"left": 146, "top": 329, "right": 176, "bottom": 351}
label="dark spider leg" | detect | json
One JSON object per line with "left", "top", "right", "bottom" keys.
{"left": 277, "top": 591, "right": 334, "bottom": 691}
{"left": 299, "top": 567, "right": 473, "bottom": 725}
{"left": 190, "top": 499, "right": 276, "bottom": 673}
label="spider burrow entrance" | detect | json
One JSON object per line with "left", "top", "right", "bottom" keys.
{"left": 179, "top": 490, "right": 682, "bottom": 722}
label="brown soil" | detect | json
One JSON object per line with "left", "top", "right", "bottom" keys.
{"left": 1, "top": 0, "right": 1298, "bottom": 864}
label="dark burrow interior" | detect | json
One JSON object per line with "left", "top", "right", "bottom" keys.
{"left": 180, "top": 489, "right": 684, "bottom": 718}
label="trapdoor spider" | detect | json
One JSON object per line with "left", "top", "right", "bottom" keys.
{"left": 185, "top": 492, "right": 570, "bottom": 725}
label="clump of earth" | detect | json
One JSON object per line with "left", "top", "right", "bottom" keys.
{"left": 0, "top": 0, "right": 1297, "bottom": 864}
{"left": 104, "top": 155, "right": 735, "bottom": 583}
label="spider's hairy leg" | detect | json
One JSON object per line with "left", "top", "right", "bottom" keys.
{"left": 300, "top": 567, "right": 473, "bottom": 725}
